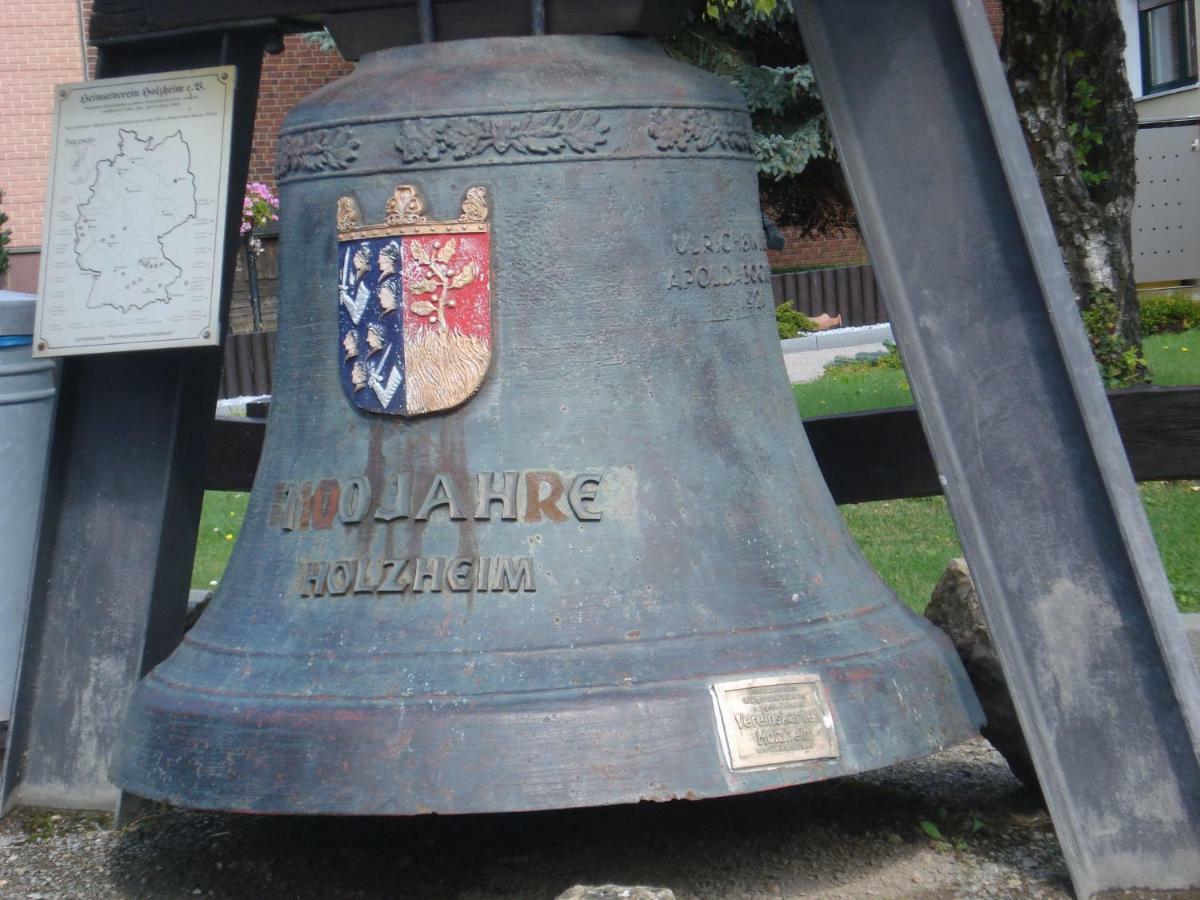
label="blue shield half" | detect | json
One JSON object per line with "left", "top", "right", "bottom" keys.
{"left": 337, "top": 236, "right": 406, "bottom": 414}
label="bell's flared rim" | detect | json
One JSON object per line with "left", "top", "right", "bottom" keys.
{"left": 113, "top": 626, "right": 981, "bottom": 816}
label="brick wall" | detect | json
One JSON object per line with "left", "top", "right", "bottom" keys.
{"left": 767, "top": 227, "right": 867, "bottom": 270}
{"left": 770, "top": 2, "right": 1005, "bottom": 272}
{"left": 985, "top": 0, "right": 1004, "bottom": 43}
{"left": 248, "top": 36, "right": 355, "bottom": 189}
{"left": 0, "top": 0, "right": 89, "bottom": 256}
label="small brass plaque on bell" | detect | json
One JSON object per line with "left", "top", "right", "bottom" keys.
{"left": 711, "top": 675, "right": 839, "bottom": 770}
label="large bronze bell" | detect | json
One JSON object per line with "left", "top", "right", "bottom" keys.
{"left": 113, "top": 33, "right": 982, "bottom": 814}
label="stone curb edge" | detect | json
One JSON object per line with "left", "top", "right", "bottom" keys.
{"left": 781, "top": 322, "right": 894, "bottom": 353}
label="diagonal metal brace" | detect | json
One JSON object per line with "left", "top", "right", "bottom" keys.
{"left": 793, "top": 1, "right": 1200, "bottom": 895}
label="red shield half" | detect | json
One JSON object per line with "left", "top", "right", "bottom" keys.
{"left": 399, "top": 230, "right": 491, "bottom": 414}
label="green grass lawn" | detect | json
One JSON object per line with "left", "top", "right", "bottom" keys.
{"left": 193, "top": 329, "right": 1200, "bottom": 613}
{"left": 840, "top": 483, "right": 1199, "bottom": 614}
{"left": 840, "top": 496, "right": 961, "bottom": 611}
{"left": 793, "top": 363, "right": 912, "bottom": 418}
{"left": 193, "top": 490, "right": 249, "bottom": 589}
{"left": 792, "top": 327, "right": 1200, "bottom": 416}
{"left": 792, "top": 327, "right": 1200, "bottom": 613}
{"left": 1140, "top": 481, "right": 1200, "bottom": 612}
{"left": 1144, "top": 328, "right": 1200, "bottom": 385}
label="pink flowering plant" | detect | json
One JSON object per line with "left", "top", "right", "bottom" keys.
{"left": 241, "top": 182, "right": 279, "bottom": 254}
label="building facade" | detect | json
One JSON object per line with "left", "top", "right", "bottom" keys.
{"left": 1124, "top": 0, "right": 1200, "bottom": 117}
{"left": 0, "top": 0, "right": 92, "bottom": 292}
{"left": 1120, "top": 0, "right": 1200, "bottom": 285}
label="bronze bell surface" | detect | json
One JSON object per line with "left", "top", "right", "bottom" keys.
{"left": 113, "top": 33, "right": 982, "bottom": 814}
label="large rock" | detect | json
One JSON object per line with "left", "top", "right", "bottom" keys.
{"left": 555, "top": 887, "right": 676, "bottom": 900}
{"left": 924, "top": 558, "right": 1041, "bottom": 794}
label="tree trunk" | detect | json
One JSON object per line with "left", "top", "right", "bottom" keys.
{"left": 1001, "top": 0, "right": 1142, "bottom": 354}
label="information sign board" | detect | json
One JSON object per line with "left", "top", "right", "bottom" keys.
{"left": 33, "top": 67, "right": 236, "bottom": 357}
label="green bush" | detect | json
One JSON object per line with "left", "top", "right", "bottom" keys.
{"left": 776, "top": 302, "right": 817, "bottom": 339}
{"left": 824, "top": 341, "right": 903, "bottom": 373}
{"left": 1081, "top": 291, "right": 1146, "bottom": 387}
{"left": 873, "top": 341, "right": 904, "bottom": 370}
{"left": 1141, "top": 292, "right": 1200, "bottom": 336}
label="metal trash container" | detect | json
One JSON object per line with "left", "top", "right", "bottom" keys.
{"left": 0, "top": 291, "right": 56, "bottom": 726}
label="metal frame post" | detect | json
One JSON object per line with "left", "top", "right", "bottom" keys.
{"left": 1, "top": 28, "right": 268, "bottom": 816}
{"left": 793, "top": 1, "right": 1200, "bottom": 895}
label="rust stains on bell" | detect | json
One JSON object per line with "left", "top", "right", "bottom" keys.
{"left": 113, "top": 1, "right": 982, "bottom": 815}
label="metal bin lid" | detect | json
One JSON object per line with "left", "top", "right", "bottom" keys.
{"left": 0, "top": 290, "right": 36, "bottom": 339}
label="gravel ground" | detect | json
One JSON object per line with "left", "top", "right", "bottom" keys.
{"left": 0, "top": 738, "right": 1075, "bottom": 899}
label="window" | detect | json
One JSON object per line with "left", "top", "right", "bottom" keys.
{"left": 1140, "top": 0, "right": 1198, "bottom": 93}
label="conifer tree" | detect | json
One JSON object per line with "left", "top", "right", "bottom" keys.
{"left": 0, "top": 191, "right": 11, "bottom": 279}
{"left": 671, "top": 0, "right": 1143, "bottom": 381}
{"left": 663, "top": 1, "right": 854, "bottom": 234}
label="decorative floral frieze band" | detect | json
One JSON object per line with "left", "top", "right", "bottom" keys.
{"left": 275, "top": 107, "right": 754, "bottom": 181}
{"left": 646, "top": 108, "right": 753, "bottom": 154}
{"left": 394, "top": 110, "right": 610, "bottom": 163}
{"left": 276, "top": 127, "right": 360, "bottom": 179}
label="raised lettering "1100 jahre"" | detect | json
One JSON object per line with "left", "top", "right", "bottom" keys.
{"left": 270, "top": 470, "right": 604, "bottom": 532}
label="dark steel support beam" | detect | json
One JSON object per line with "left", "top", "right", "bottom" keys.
{"left": 793, "top": 1, "right": 1200, "bottom": 895}
{"left": 0, "top": 29, "right": 267, "bottom": 816}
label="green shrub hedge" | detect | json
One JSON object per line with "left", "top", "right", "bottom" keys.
{"left": 776, "top": 302, "right": 817, "bottom": 339}
{"left": 1142, "top": 292, "right": 1200, "bottom": 336}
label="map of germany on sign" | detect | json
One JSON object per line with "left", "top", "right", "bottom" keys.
{"left": 75, "top": 129, "right": 198, "bottom": 313}
{"left": 34, "top": 67, "right": 235, "bottom": 357}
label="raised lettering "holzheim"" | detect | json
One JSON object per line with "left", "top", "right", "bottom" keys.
{"left": 298, "top": 556, "right": 536, "bottom": 597}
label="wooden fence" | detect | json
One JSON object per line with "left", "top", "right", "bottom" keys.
{"left": 771, "top": 263, "right": 887, "bottom": 327}
{"left": 802, "top": 385, "right": 1200, "bottom": 504}
{"left": 220, "top": 331, "right": 276, "bottom": 399}
{"left": 206, "top": 385, "right": 1200, "bottom": 500}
